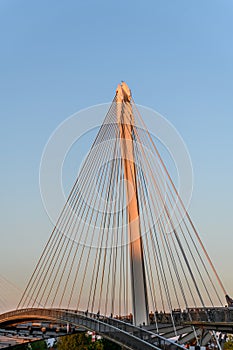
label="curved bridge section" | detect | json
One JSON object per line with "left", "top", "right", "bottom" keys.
{"left": 0, "top": 308, "right": 185, "bottom": 350}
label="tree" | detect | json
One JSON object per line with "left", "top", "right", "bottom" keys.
{"left": 30, "top": 341, "right": 48, "bottom": 350}
{"left": 224, "top": 335, "right": 233, "bottom": 350}
{"left": 10, "top": 334, "right": 121, "bottom": 350}
{"left": 57, "top": 333, "right": 104, "bottom": 350}
{"left": 10, "top": 344, "right": 27, "bottom": 350}
{"left": 11, "top": 340, "right": 48, "bottom": 350}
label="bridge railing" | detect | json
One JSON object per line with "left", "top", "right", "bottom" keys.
{"left": 149, "top": 308, "right": 233, "bottom": 324}
{"left": 60, "top": 309, "right": 185, "bottom": 350}
{"left": 184, "top": 307, "right": 233, "bottom": 323}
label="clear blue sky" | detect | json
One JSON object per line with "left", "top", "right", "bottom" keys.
{"left": 0, "top": 0, "right": 233, "bottom": 308}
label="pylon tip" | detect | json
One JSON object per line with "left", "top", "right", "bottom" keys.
{"left": 116, "top": 81, "right": 131, "bottom": 102}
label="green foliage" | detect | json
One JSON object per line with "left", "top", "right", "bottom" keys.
{"left": 57, "top": 333, "right": 88, "bottom": 350}
{"left": 57, "top": 333, "right": 104, "bottom": 350}
{"left": 10, "top": 333, "right": 121, "bottom": 350}
{"left": 10, "top": 345, "right": 26, "bottom": 350}
{"left": 224, "top": 335, "right": 233, "bottom": 350}
{"left": 10, "top": 340, "right": 48, "bottom": 350}
{"left": 31, "top": 341, "right": 48, "bottom": 350}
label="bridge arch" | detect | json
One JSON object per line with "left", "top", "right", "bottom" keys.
{"left": 0, "top": 308, "right": 186, "bottom": 350}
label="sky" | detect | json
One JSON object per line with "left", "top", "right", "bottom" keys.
{"left": 0, "top": 0, "right": 233, "bottom": 310}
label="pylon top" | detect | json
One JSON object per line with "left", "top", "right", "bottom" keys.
{"left": 116, "top": 81, "right": 131, "bottom": 102}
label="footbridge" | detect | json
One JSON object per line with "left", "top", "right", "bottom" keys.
{"left": 0, "top": 308, "right": 185, "bottom": 350}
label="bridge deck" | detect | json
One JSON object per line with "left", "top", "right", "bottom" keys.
{"left": 1, "top": 308, "right": 233, "bottom": 349}
{"left": 0, "top": 308, "right": 185, "bottom": 350}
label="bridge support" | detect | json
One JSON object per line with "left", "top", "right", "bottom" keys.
{"left": 116, "top": 82, "right": 149, "bottom": 326}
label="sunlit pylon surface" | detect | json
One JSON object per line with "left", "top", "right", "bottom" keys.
{"left": 18, "top": 82, "right": 226, "bottom": 326}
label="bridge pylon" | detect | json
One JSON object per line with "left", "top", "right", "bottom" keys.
{"left": 116, "top": 82, "right": 149, "bottom": 326}
{"left": 16, "top": 82, "right": 227, "bottom": 336}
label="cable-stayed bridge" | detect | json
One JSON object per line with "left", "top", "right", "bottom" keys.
{"left": 0, "top": 82, "right": 232, "bottom": 349}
